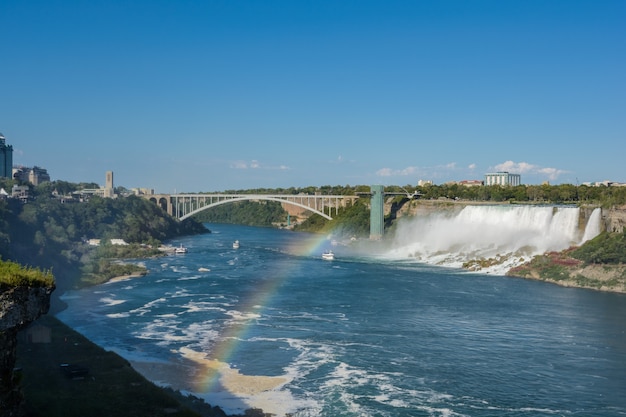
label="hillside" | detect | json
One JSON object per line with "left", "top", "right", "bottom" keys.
{"left": 0, "top": 190, "right": 208, "bottom": 294}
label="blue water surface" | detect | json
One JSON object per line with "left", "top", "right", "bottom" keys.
{"left": 57, "top": 224, "right": 626, "bottom": 417}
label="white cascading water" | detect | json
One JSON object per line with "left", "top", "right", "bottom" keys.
{"left": 581, "top": 207, "right": 602, "bottom": 243}
{"left": 386, "top": 206, "right": 603, "bottom": 275}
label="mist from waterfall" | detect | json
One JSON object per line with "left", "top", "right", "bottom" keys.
{"left": 385, "top": 205, "right": 602, "bottom": 274}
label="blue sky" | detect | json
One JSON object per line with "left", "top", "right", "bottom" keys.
{"left": 1, "top": 1, "right": 624, "bottom": 193}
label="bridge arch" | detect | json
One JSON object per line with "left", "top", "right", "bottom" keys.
{"left": 148, "top": 196, "right": 170, "bottom": 212}
{"left": 178, "top": 195, "right": 333, "bottom": 221}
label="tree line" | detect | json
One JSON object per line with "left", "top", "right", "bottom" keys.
{"left": 196, "top": 183, "right": 626, "bottom": 207}
{"left": 0, "top": 178, "right": 207, "bottom": 290}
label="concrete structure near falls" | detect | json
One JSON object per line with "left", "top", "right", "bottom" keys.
{"left": 369, "top": 185, "right": 385, "bottom": 240}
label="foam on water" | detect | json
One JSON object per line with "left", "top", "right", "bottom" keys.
{"left": 99, "top": 297, "right": 127, "bottom": 306}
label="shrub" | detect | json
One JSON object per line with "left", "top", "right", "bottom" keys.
{"left": 0, "top": 259, "right": 55, "bottom": 288}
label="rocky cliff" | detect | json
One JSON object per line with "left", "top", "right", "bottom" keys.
{"left": 604, "top": 205, "right": 626, "bottom": 233}
{"left": 0, "top": 286, "right": 54, "bottom": 417}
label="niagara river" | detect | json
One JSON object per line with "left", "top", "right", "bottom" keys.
{"left": 57, "top": 211, "right": 626, "bottom": 416}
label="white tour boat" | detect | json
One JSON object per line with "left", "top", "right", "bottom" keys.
{"left": 322, "top": 250, "right": 334, "bottom": 261}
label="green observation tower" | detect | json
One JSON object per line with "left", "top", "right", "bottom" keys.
{"left": 370, "top": 185, "right": 384, "bottom": 240}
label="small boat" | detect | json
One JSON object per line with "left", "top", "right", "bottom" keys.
{"left": 233, "top": 240, "right": 240, "bottom": 249}
{"left": 174, "top": 244, "right": 188, "bottom": 254}
{"left": 322, "top": 250, "right": 334, "bottom": 261}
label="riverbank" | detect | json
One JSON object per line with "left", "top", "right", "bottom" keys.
{"left": 507, "top": 250, "right": 626, "bottom": 293}
{"left": 22, "top": 274, "right": 272, "bottom": 416}
{"left": 107, "top": 271, "right": 147, "bottom": 283}
{"left": 16, "top": 315, "right": 233, "bottom": 417}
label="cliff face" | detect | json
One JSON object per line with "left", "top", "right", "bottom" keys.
{"left": 0, "top": 286, "right": 54, "bottom": 417}
{"left": 604, "top": 205, "right": 626, "bottom": 233}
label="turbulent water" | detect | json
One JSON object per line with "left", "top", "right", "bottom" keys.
{"left": 56, "top": 207, "right": 625, "bottom": 417}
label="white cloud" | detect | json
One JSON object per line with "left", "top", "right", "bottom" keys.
{"left": 538, "top": 167, "right": 567, "bottom": 181}
{"left": 494, "top": 160, "right": 539, "bottom": 174}
{"left": 330, "top": 155, "right": 356, "bottom": 164}
{"left": 376, "top": 163, "right": 461, "bottom": 179}
{"left": 231, "top": 160, "right": 248, "bottom": 169}
{"left": 375, "top": 160, "right": 569, "bottom": 184}
{"left": 376, "top": 166, "right": 419, "bottom": 177}
{"left": 376, "top": 168, "right": 394, "bottom": 176}
{"left": 230, "top": 159, "right": 290, "bottom": 171}
{"left": 493, "top": 160, "right": 568, "bottom": 181}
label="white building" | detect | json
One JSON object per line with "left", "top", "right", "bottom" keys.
{"left": 484, "top": 172, "right": 521, "bottom": 186}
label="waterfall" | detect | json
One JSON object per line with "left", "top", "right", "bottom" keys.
{"left": 386, "top": 205, "right": 603, "bottom": 274}
{"left": 581, "top": 208, "right": 602, "bottom": 243}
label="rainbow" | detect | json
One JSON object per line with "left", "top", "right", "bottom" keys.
{"left": 187, "top": 232, "right": 334, "bottom": 393}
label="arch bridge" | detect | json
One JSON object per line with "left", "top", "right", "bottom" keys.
{"left": 144, "top": 193, "right": 359, "bottom": 221}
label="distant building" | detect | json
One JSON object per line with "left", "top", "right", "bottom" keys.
{"left": 12, "top": 165, "right": 51, "bottom": 186}
{"left": 12, "top": 184, "right": 29, "bottom": 202}
{"left": 484, "top": 172, "right": 521, "bottom": 186}
{"left": 0, "top": 132, "right": 13, "bottom": 178}
{"left": 131, "top": 188, "right": 155, "bottom": 196}
{"left": 458, "top": 180, "right": 484, "bottom": 187}
{"left": 87, "top": 238, "right": 128, "bottom": 246}
{"left": 78, "top": 171, "right": 117, "bottom": 199}
{"left": 582, "top": 180, "right": 626, "bottom": 187}
{"left": 417, "top": 180, "right": 433, "bottom": 187}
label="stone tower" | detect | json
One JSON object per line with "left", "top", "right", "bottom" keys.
{"left": 104, "top": 171, "right": 114, "bottom": 198}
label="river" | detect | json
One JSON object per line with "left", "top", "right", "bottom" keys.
{"left": 57, "top": 221, "right": 626, "bottom": 416}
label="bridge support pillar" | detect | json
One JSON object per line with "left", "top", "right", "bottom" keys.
{"left": 370, "top": 185, "right": 384, "bottom": 240}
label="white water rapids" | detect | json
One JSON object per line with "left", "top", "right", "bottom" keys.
{"left": 386, "top": 205, "right": 602, "bottom": 275}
